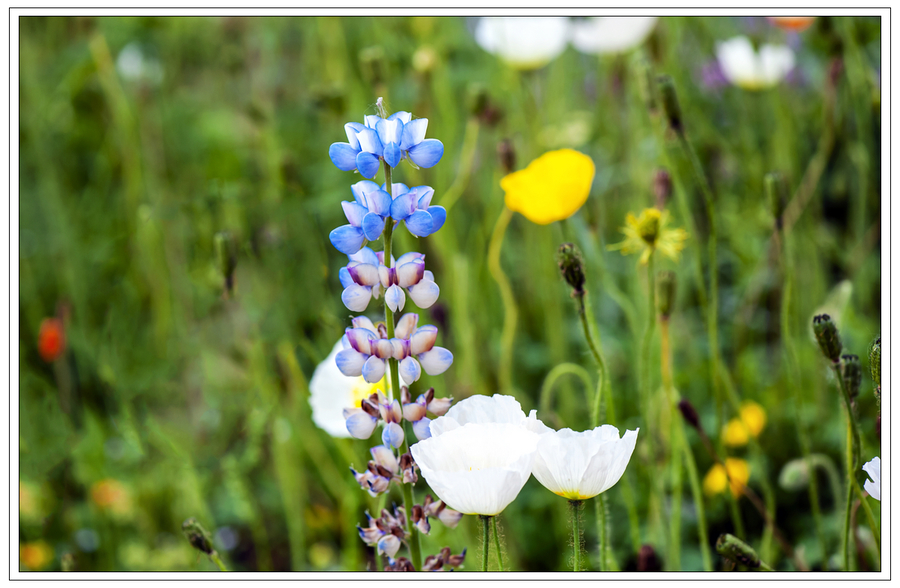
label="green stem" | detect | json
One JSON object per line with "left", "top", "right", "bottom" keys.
{"left": 842, "top": 438, "right": 854, "bottom": 572}
{"left": 440, "top": 117, "right": 480, "bottom": 215}
{"left": 680, "top": 428, "right": 713, "bottom": 571}
{"left": 596, "top": 494, "right": 608, "bottom": 571}
{"left": 852, "top": 476, "right": 881, "bottom": 557}
{"left": 210, "top": 553, "right": 228, "bottom": 572}
{"left": 491, "top": 515, "right": 504, "bottom": 572}
{"left": 640, "top": 254, "right": 662, "bottom": 545}
{"left": 661, "top": 320, "right": 683, "bottom": 571}
{"left": 570, "top": 500, "right": 584, "bottom": 571}
{"left": 539, "top": 363, "right": 594, "bottom": 428}
{"left": 481, "top": 515, "right": 490, "bottom": 572}
{"left": 488, "top": 206, "right": 517, "bottom": 394}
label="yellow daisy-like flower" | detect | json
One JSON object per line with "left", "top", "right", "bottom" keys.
{"left": 722, "top": 401, "right": 767, "bottom": 447}
{"left": 20, "top": 540, "right": 54, "bottom": 571}
{"left": 703, "top": 458, "right": 751, "bottom": 498}
{"left": 607, "top": 208, "right": 689, "bottom": 265}
{"left": 501, "top": 149, "right": 595, "bottom": 225}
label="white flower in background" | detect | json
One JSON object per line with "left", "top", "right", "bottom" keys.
{"left": 427, "top": 393, "right": 544, "bottom": 437}
{"left": 474, "top": 17, "right": 570, "bottom": 70}
{"left": 308, "top": 341, "right": 383, "bottom": 438}
{"left": 863, "top": 456, "right": 880, "bottom": 501}
{"left": 570, "top": 17, "right": 658, "bottom": 55}
{"left": 716, "top": 35, "right": 795, "bottom": 91}
{"left": 411, "top": 422, "right": 540, "bottom": 515}
{"left": 116, "top": 42, "right": 163, "bottom": 85}
{"left": 531, "top": 424, "right": 639, "bottom": 500}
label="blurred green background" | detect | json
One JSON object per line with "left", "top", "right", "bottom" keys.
{"left": 18, "top": 15, "right": 881, "bottom": 572}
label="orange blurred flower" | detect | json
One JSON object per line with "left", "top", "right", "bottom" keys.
{"left": 20, "top": 540, "right": 54, "bottom": 571}
{"left": 767, "top": 17, "right": 816, "bottom": 32}
{"left": 90, "top": 479, "right": 132, "bottom": 516}
{"left": 38, "top": 318, "right": 65, "bottom": 362}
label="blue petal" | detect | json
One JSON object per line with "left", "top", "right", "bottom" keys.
{"left": 341, "top": 284, "right": 372, "bottom": 312}
{"left": 389, "top": 192, "right": 418, "bottom": 221}
{"left": 405, "top": 210, "right": 434, "bottom": 237}
{"left": 362, "top": 212, "right": 386, "bottom": 242}
{"left": 350, "top": 180, "right": 380, "bottom": 206}
{"left": 399, "top": 356, "right": 421, "bottom": 385}
{"left": 400, "top": 118, "right": 428, "bottom": 150}
{"left": 329, "top": 225, "right": 366, "bottom": 255}
{"left": 365, "top": 189, "right": 392, "bottom": 217}
{"left": 389, "top": 111, "right": 412, "bottom": 124}
{"left": 356, "top": 126, "right": 383, "bottom": 155}
{"left": 427, "top": 205, "right": 447, "bottom": 233}
{"left": 339, "top": 266, "right": 354, "bottom": 288}
{"left": 356, "top": 152, "right": 381, "bottom": 179}
{"left": 417, "top": 346, "right": 453, "bottom": 376}
{"left": 383, "top": 142, "right": 401, "bottom": 168}
{"left": 415, "top": 186, "right": 435, "bottom": 209}
{"left": 344, "top": 122, "right": 366, "bottom": 149}
{"left": 376, "top": 118, "right": 403, "bottom": 146}
{"left": 382, "top": 422, "right": 405, "bottom": 449}
{"left": 413, "top": 417, "right": 432, "bottom": 441}
{"left": 341, "top": 200, "right": 368, "bottom": 227}
{"left": 335, "top": 348, "right": 367, "bottom": 377}
{"left": 362, "top": 355, "right": 386, "bottom": 383}
{"left": 329, "top": 143, "right": 360, "bottom": 171}
{"left": 382, "top": 182, "right": 410, "bottom": 198}
{"left": 364, "top": 115, "right": 381, "bottom": 129}
{"left": 346, "top": 412, "right": 378, "bottom": 439}
{"left": 408, "top": 139, "right": 444, "bottom": 168}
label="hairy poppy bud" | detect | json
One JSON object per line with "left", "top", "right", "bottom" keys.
{"left": 812, "top": 314, "right": 842, "bottom": 363}
{"left": 716, "top": 533, "right": 761, "bottom": 569}
{"left": 182, "top": 518, "right": 215, "bottom": 555}
{"left": 841, "top": 354, "right": 862, "bottom": 400}
{"left": 656, "top": 75, "right": 683, "bottom": 133}
{"left": 869, "top": 336, "right": 881, "bottom": 399}
{"left": 678, "top": 399, "right": 701, "bottom": 431}
{"left": 557, "top": 243, "right": 586, "bottom": 296}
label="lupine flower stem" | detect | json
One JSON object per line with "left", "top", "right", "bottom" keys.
{"left": 480, "top": 515, "right": 491, "bottom": 572}
{"left": 570, "top": 500, "right": 584, "bottom": 571}
{"left": 490, "top": 515, "right": 504, "bottom": 572}
{"left": 381, "top": 158, "right": 423, "bottom": 572}
{"left": 488, "top": 206, "right": 517, "bottom": 394}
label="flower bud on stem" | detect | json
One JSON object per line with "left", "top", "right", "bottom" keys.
{"left": 182, "top": 518, "right": 228, "bottom": 571}
{"left": 716, "top": 533, "right": 773, "bottom": 571}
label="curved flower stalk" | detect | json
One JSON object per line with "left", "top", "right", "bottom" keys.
{"left": 716, "top": 36, "right": 795, "bottom": 91}
{"left": 309, "top": 340, "right": 384, "bottom": 438}
{"left": 329, "top": 112, "right": 444, "bottom": 178}
{"left": 411, "top": 422, "right": 540, "bottom": 516}
{"left": 569, "top": 17, "right": 657, "bottom": 55}
{"left": 863, "top": 457, "right": 880, "bottom": 501}
{"left": 500, "top": 149, "right": 595, "bottom": 225}
{"left": 336, "top": 314, "right": 453, "bottom": 384}
{"left": 329, "top": 182, "right": 447, "bottom": 254}
{"left": 474, "top": 17, "right": 570, "bottom": 70}
{"left": 339, "top": 248, "right": 440, "bottom": 312}
{"left": 530, "top": 424, "right": 639, "bottom": 500}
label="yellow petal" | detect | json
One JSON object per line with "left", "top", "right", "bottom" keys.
{"left": 501, "top": 149, "right": 595, "bottom": 225}
{"left": 723, "top": 418, "right": 750, "bottom": 447}
{"left": 739, "top": 401, "right": 767, "bottom": 437}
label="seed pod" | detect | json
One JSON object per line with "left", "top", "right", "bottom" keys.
{"left": 716, "top": 533, "right": 761, "bottom": 569}
{"left": 841, "top": 354, "right": 862, "bottom": 400}
{"left": 812, "top": 314, "right": 842, "bottom": 363}
{"left": 869, "top": 336, "right": 881, "bottom": 399}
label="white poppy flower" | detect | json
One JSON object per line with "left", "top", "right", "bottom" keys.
{"left": 570, "top": 17, "right": 658, "bottom": 55}
{"left": 411, "top": 422, "right": 540, "bottom": 515}
{"left": 716, "top": 35, "right": 795, "bottom": 90}
{"left": 428, "top": 393, "right": 547, "bottom": 437}
{"left": 863, "top": 456, "right": 880, "bottom": 501}
{"left": 531, "top": 424, "right": 638, "bottom": 500}
{"left": 474, "top": 17, "right": 570, "bottom": 70}
{"left": 308, "top": 341, "right": 384, "bottom": 438}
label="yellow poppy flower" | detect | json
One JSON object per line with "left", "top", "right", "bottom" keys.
{"left": 722, "top": 401, "right": 767, "bottom": 447}
{"left": 20, "top": 540, "right": 54, "bottom": 571}
{"left": 607, "top": 208, "right": 689, "bottom": 264}
{"left": 703, "top": 458, "right": 751, "bottom": 498}
{"left": 501, "top": 149, "right": 595, "bottom": 225}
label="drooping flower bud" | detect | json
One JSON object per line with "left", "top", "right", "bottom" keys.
{"left": 637, "top": 544, "right": 662, "bottom": 572}
{"left": 182, "top": 518, "right": 216, "bottom": 556}
{"left": 841, "top": 354, "right": 862, "bottom": 401}
{"left": 656, "top": 270, "right": 677, "bottom": 319}
{"left": 812, "top": 314, "right": 842, "bottom": 363}
{"left": 777, "top": 457, "right": 811, "bottom": 491}
{"left": 557, "top": 243, "right": 586, "bottom": 296}
{"left": 653, "top": 168, "right": 672, "bottom": 210}
{"left": 716, "top": 533, "right": 762, "bottom": 569}
{"left": 656, "top": 74, "right": 683, "bottom": 133}
{"left": 678, "top": 399, "right": 701, "bottom": 431}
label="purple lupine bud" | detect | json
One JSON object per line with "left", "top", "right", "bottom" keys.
{"left": 408, "top": 280, "right": 440, "bottom": 308}
{"left": 390, "top": 337, "right": 410, "bottom": 360}
{"left": 422, "top": 554, "right": 442, "bottom": 572}
{"left": 335, "top": 348, "right": 366, "bottom": 377}
{"left": 443, "top": 547, "right": 466, "bottom": 567}
{"left": 345, "top": 328, "right": 375, "bottom": 355}
{"left": 417, "top": 347, "right": 453, "bottom": 376}
{"left": 397, "top": 259, "right": 425, "bottom": 288}
{"left": 413, "top": 417, "right": 432, "bottom": 440}
{"left": 373, "top": 338, "right": 394, "bottom": 359}
{"left": 361, "top": 355, "right": 386, "bottom": 383}
{"left": 382, "top": 422, "right": 405, "bottom": 449}
{"left": 395, "top": 313, "right": 419, "bottom": 339}
{"left": 437, "top": 507, "right": 462, "bottom": 529}
{"left": 348, "top": 262, "right": 381, "bottom": 286}
{"left": 360, "top": 398, "right": 380, "bottom": 417}
{"left": 412, "top": 504, "right": 430, "bottom": 535}
{"left": 346, "top": 412, "right": 378, "bottom": 439}
{"left": 351, "top": 315, "right": 378, "bottom": 332}
{"left": 427, "top": 395, "right": 452, "bottom": 417}
{"left": 384, "top": 557, "right": 415, "bottom": 572}
{"left": 385, "top": 284, "right": 406, "bottom": 312}
{"left": 399, "top": 356, "right": 422, "bottom": 385}
{"left": 377, "top": 534, "right": 401, "bottom": 557}
{"left": 379, "top": 399, "right": 402, "bottom": 423}
{"left": 377, "top": 322, "right": 389, "bottom": 340}
{"left": 400, "top": 386, "right": 411, "bottom": 404}
{"left": 368, "top": 475, "right": 391, "bottom": 495}
{"left": 409, "top": 325, "right": 438, "bottom": 355}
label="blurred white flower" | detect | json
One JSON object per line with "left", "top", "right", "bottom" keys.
{"left": 531, "top": 424, "right": 638, "bottom": 500}
{"left": 863, "top": 456, "right": 880, "bottom": 501}
{"left": 474, "top": 17, "right": 570, "bottom": 70}
{"left": 570, "top": 17, "right": 658, "bottom": 55}
{"left": 427, "top": 393, "right": 544, "bottom": 437}
{"left": 309, "top": 341, "right": 383, "bottom": 438}
{"left": 411, "top": 422, "right": 540, "bottom": 515}
{"left": 116, "top": 42, "right": 163, "bottom": 85}
{"left": 716, "top": 35, "right": 795, "bottom": 90}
